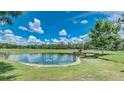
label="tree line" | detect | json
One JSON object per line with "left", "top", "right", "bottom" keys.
{"left": 0, "top": 39, "right": 123, "bottom": 50}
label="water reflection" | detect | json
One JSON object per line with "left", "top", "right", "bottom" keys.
{"left": 5, "top": 53, "right": 76, "bottom": 65}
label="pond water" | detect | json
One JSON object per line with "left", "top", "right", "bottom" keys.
{"left": 6, "top": 54, "right": 76, "bottom": 65}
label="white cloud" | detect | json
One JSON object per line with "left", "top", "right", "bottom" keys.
{"left": 29, "top": 18, "right": 44, "bottom": 34}
{"left": 44, "top": 39, "right": 50, "bottom": 44}
{"left": 51, "top": 38, "right": 59, "bottom": 43}
{"left": 15, "top": 36, "right": 23, "bottom": 42}
{"left": 0, "top": 29, "right": 45, "bottom": 45}
{"left": 5, "top": 31, "right": 25, "bottom": 45}
{"left": 59, "top": 37, "right": 69, "bottom": 44}
{"left": 4, "top": 29, "right": 13, "bottom": 34}
{"left": 51, "top": 37, "right": 84, "bottom": 45}
{"left": 0, "top": 29, "right": 26, "bottom": 45}
{"left": 69, "top": 37, "right": 82, "bottom": 44}
{"left": 108, "top": 14, "right": 122, "bottom": 21}
{"left": 99, "top": 12, "right": 124, "bottom": 22}
{"left": 99, "top": 12, "right": 124, "bottom": 16}
{"left": 19, "top": 26, "right": 29, "bottom": 31}
{"left": 51, "top": 37, "right": 69, "bottom": 44}
{"left": 4, "top": 30, "right": 17, "bottom": 43}
{"left": 81, "top": 20, "right": 88, "bottom": 24}
{"left": 28, "top": 35, "right": 37, "bottom": 43}
{"left": 59, "top": 29, "right": 67, "bottom": 36}
{"left": 5, "top": 34, "right": 15, "bottom": 43}
{"left": 72, "top": 19, "right": 88, "bottom": 24}
{"left": 0, "top": 30, "right": 4, "bottom": 34}
{"left": 19, "top": 18, "right": 44, "bottom": 34}
{"left": 0, "top": 28, "right": 91, "bottom": 45}
{"left": 50, "top": 34, "right": 90, "bottom": 45}
{"left": 28, "top": 35, "right": 43, "bottom": 45}
{"left": 0, "top": 39, "right": 3, "bottom": 43}
{"left": 36, "top": 39, "right": 42, "bottom": 44}
{"left": 79, "top": 34, "right": 88, "bottom": 39}
{"left": 72, "top": 20, "right": 80, "bottom": 24}
{"left": 45, "top": 39, "right": 49, "bottom": 42}
{"left": 79, "top": 33, "right": 90, "bottom": 42}
{"left": 73, "top": 21, "right": 78, "bottom": 24}
{"left": 63, "top": 12, "right": 96, "bottom": 23}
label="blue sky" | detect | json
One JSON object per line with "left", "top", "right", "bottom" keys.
{"left": 0, "top": 11, "right": 123, "bottom": 45}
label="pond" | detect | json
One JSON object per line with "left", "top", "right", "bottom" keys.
{"left": 6, "top": 54, "right": 77, "bottom": 65}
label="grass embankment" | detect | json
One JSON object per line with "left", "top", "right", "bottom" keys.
{"left": 99, "top": 51, "right": 124, "bottom": 64}
{"left": 0, "top": 49, "right": 124, "bottom": 80}
{"left": 0, "top": 49, "right": 77, "bottom": 54}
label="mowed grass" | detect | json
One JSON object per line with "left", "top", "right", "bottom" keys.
{"left": 0, "top": 49, "right": 124, "bottom": 81}
{"left": 99, "top": 51, "right": 124, "bottom": 63}
{"left": 0, "top": 49, "right": 78, "bottom": 54}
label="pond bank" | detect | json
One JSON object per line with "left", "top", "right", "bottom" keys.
{"left": 16, "top": 57, "right": 81, "bottom": 68}
{"left": 0, "top": 49, "right": 78, "bottom": 54}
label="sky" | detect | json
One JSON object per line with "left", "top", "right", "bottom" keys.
{"left": 0, "top": 11, "right": 124, "bottom": 45}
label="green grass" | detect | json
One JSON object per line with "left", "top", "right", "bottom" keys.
{"left": 0, "top": 49, "right": 124, "bottom": 81}
{"left": 99, "top": 51, "right": 124, "bottom": 63}
{"left": 0, "top": 49, "right": 78, "bottom": 54}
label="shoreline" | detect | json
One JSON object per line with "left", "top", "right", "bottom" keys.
{"left": 18, "top": 57, "right": 81, "bottom": 68}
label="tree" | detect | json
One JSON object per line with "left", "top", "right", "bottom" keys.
{"left": 111, "top": 39, "right": 121, "bottom": 50}
{"left": 0, "top": 11, "right": 22, "bottom": 47}
{"left": 0, "top": 11, "right": 22, "bottom": 25}
{"left": 119, "top": 39, "right": 124, "bottom": 50}
{"left": 89, "top": 19, "right": 120, "bottom": 54}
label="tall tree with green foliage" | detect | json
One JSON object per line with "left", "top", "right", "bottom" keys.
{"left": 89, "top": 19, "right": 120, "bottom": 54}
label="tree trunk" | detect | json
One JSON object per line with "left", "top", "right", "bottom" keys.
{"left": 101, "top": 48, "right": 104, "bottom": 54}
{"left": 101, "top": 46, "right": 104, "bottom": 55}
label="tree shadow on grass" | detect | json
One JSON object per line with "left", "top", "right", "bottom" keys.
{"left": 80, "top": 53, "right": 124, "bottom": 72}
{"left": 0, "top": 62, "right": 14, "bottom": 74}
{"left": 0, "top": 62, "right": 17, "bottom": 81}
{"left": 0, "top": 75, "right": 16, "bottom": 81}
{"left": 80, "top": 53, "right": 109, "bottom": 59}
{"left": 80, "top": 53, "right": 124, "bottom": 64}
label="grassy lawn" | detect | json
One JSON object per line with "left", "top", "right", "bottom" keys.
{"left": 0, "top": 49, "right": 78, "bottom": 54}
{"left": 0, "top": 49, "right": 124, "bottom": 81}
{"left": 99, "top": 52, "right": 124, "bottom": 63}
